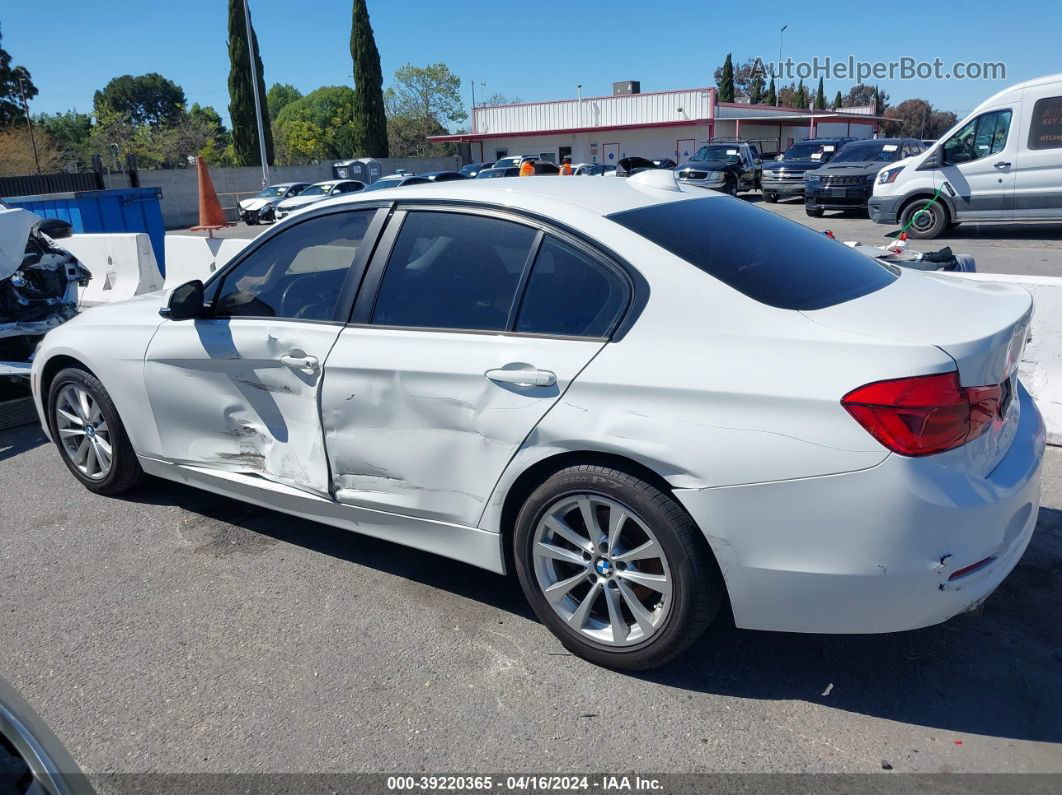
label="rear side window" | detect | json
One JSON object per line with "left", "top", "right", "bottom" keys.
{"left": 515, "top": 237, "right": 628, "bottom": 337}
{"left": 609, "top": 198, "right": 897, "bottom": 310}
{"left": 372, "top": 211, "right": 536, "bottom": 331}
{"left": 1028, "top": 96, "right": 1062, "bottom": 150}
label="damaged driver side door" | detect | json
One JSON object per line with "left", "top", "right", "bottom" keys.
{"left": 143, "top": 208, "right": 381, "bottom": 496}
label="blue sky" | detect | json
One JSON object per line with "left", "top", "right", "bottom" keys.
{"left": 5, "top": 0, "right": 1060, "bottom": 125}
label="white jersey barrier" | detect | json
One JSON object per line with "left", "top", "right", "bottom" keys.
{"left": 943, "top": 271, "right": 1062, "bottom": 446}
{"left": 61, "top": 233, "right": 164, "bottom": 306}
{"left": 163, "top": 235, "right": 250, "bottom": 288}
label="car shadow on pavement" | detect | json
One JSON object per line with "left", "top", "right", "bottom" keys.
{"left": 124, "top": 477, "right": 535, "bottom": 620}
{"left": 0, "top": 424, "right": 47, "bottom": 463}
{"left": 125, "top": 477, "right": 1061, "bottom": 744}
{"left": 639, "top": 504, "right": 1062, "bottom": 745}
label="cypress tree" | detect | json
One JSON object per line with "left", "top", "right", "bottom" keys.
{"left": 227, "top": 0, "right": 273, "bottom": 166}
{"left": 833, "top": 90, "right": 843, "bottom": 109}
{"left": 350, "top": 0, "right": 388, "bottom": 157}
{"left": 766, "top": 78, "right": 777, "bottom": 106}
{"left": 718, "top": 53, "right": 735, "bottom": 103}
{"left": 814, "top": 77, "right": 826, "bottom": 110}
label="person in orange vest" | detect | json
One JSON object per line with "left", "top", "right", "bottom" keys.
{"left": 519, "top": 158, "right": 535, "bottom": 177}
{"left": 558, "top": 156, "right": 573, "bottom": 175}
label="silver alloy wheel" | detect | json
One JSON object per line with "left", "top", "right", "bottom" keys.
{"left": 532, "top": 494, "right": 673, "bottom": 647}
{"left": 54, "top": 384, "right": 112, "bottom": 480}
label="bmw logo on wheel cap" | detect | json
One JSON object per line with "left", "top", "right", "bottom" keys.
{"left": 595, "top": 558, "right": 613, "bottom": 577}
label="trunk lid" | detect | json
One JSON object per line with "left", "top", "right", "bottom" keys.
{"left": 803, "top": 271, "right": 1033, "bottom": 474}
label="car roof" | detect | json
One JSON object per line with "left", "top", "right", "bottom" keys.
{"left": 310, "top": 173, "right": 722, "bottom": 219}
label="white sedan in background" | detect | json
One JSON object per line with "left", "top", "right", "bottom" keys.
{"left": 30, "top": 172, "right": 1044, "bottom": 669}
{"left": 274, "top": 180, "right": 365, "bottom": 220}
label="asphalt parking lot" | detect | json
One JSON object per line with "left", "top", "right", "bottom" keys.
{"left": 190, "top": 188, "right": 1062, "bottom": 278}
{"left": 1, "top": 421, "right": 1061, "bottom": 776}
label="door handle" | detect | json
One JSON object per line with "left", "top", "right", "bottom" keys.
{"left": 994, "top": 161, "right": 1011, "bottom": 169}
{"left": 485, "top": 367, "right": 557, "bottom": 387}
{"left": 280, "top": 354, "right": 319, "bottom": 372}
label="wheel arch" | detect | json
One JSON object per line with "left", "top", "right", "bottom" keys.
{"left": 494, "top": 449, "right": 728, "bottom": 605}
{"left": 39, "top": 354, "right": 98, "bottom": 418}
{"left": 898, "top": 190, "right": 954, "bottom": 224}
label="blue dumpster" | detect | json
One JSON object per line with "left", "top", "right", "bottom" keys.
{"left": 2, "top": 187, "right": 167, "bottom": 274}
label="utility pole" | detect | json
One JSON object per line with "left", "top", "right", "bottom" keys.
{"left": 17, "top": 74, "right": 41, "bottom": 174}
{"left": 242, "top": 0, "right": 270, "bottom": 187}
{"left": 777, "top": 25, "right": 787, "bottom": 107}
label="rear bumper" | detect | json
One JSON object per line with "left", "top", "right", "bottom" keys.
{"left": 675, "top": 383, "right": 1045, "bottom": 634}
{"left": 868, "top": 194, "right": 903, "bottom": 225}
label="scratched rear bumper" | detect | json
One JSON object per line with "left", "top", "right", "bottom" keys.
{"left": 674, "top": 384, "right": 1045, "bottom": 634}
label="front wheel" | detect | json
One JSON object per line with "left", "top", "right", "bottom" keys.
{"left": 725, "top": 178, "right": 738, "bottom": 197}
{"left": 764, "top": 192, "right": 779, "bottom": 203}
{"left": 514, "top": 466, "right": 723, "bottom": 670}
{"left": 47, "top": 367, "right": 144, "bottom": 495}
{"left": 805, "top": 207, "right": 824, "bottom": 218}
{"left": 900, "top": 197, "right": 948, "bottom": 239}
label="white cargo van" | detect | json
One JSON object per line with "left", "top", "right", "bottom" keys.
{"left": 869, "top": 73, "right": 1062, "bottom": 238}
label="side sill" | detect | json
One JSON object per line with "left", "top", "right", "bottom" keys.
{"left": 138, "top": 457, "right": 506, "bottom": 574}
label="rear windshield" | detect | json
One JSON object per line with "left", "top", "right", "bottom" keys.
{"left": 608, "top": 197, "right": 897, "bottom": 310}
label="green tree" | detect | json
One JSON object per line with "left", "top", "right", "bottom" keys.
{"left": 482, "top": 93, "right": 521, "bottom": 106}
{"left": 842, "top": 84, "right": 888, "bottom": 109}
{"left": 384, "top": 62, "right": 466, "bottom": 157}
{"left": 227, "top": 0, "right": 273, "bottom": 166}
{"left": 795, "top": 80, "right": 809, "bottom": 109}
{"left": 766, "top": 78, "right": 777, "bottom": 106}
{"left": 873, "top": 85, "right": 888, "bottom": 116}
{"left": 93, "top": 73, "right": 186, "bottom": 127}
{"left": 717, "top": 53, "right": 735, "bottom": 103}
{"left": 832, "top": 90, "right": 843, "bottom": 109}
{"left": 0, "top": 24, "right": 38, "bottom": 126}
{"left": 748, "top": 69, "right": 766, "bottom": 105}
{"left": 266, "top": 83, "right": 302, "bottom": 121}
{"left": 274, "top": 86, "right": 357, "bottom": 163}
{"left": 814, "top": 77, "right": 826, "bottom": 110}
{"left": 34, "top": 111, "right": 93, "bottom": 170}
{"left": 350, "top": 0, "right": 388, "bottom": 157}
{"left": 881, "top": 98, "right": 957, "bottom": 139}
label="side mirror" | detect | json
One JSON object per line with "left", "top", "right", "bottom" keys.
{"left": 159, "top": 280, "right": 204, "bottom": 320}
{"left": 919, "top": 147, "right": 943, "bottom": 170}
{"left": 37, "top": 218, "right": 73, "bottom": 239}
{"left": 754, "top": 158, "right": 762, "bottom": 165}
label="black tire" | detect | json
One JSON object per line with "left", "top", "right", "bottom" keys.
{"left": 725, "top": 178, "right": 738, "bottom": 197}
{"left": 47, "top": 367, "right": 144, "bottom": 495}
{"left": 764, "top": 192, "right": 779, "bottom": 203}
{"left": 513, "top": 465, "right": 723, "bottom": 670}
{"left": 805, "top": 207, "right": 824, "bottom": 218}
{"left": 900, "top": 197, "right": 948, "bottom": 239}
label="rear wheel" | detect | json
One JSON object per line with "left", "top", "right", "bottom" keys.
{"left": 805, "top": 207, "right": 824, "bottom": 218}
{"left": 900, "top": 197, "right": 948, "bottom": 239}
{"left": 514, "top": 465, "right": 723, "bottom": 670}
{"left": 47, "top": 368, "right": 144, "bottom": 495}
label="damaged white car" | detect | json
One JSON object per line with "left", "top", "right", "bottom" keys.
{"left": 30, "top": 173, "right": 1045, "bottom": 669}
{"left": 1, "top": 206, "right": 88, "bottom": 380}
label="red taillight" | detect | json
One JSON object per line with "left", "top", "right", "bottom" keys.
{"left": 841, "top": 372, "right": 1002, "bottom": 457}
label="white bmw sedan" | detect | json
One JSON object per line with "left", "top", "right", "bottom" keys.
{"left": 31, "top": 171, "right": 1044, "bottom": 669}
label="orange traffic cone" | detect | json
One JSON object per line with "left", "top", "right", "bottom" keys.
{"left": 190, "top": 156, "right": 231, "bottom": 235}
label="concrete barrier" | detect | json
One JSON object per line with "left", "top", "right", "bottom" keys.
{"left": 162, "top": 235, "right": 250, "bottom": 288}
{"left": 943, "top": 271, "right": 1062, "bottom": 445}
{"left": 61, "top": 233, "right": 164, "bottom": 306}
